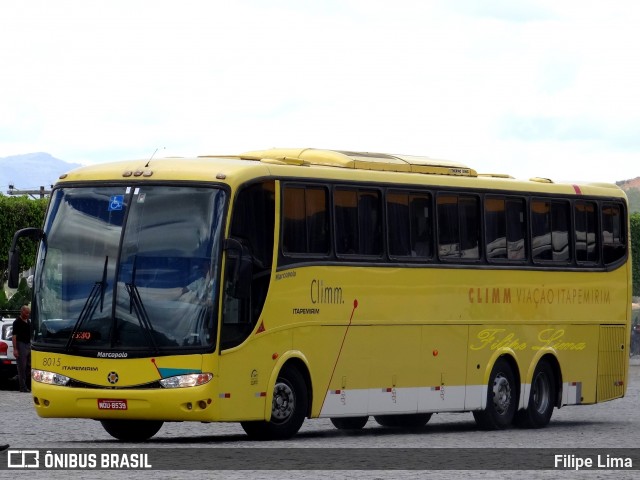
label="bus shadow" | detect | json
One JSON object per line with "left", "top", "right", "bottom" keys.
{"left": 77, "top": 417, "right": 613, "bottom": 445}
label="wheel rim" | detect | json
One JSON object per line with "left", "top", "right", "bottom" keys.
{"left": 271, "top": 380, "right": 295, "bottom": 423}
{"left": 492, "top": 372, "right": 512, "bottom": 415}
{"left": 532, "top": 371, "right": 551, "bottom": 414}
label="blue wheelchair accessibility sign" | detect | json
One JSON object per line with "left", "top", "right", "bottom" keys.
{"left": 109, "top": 195, "right": 124, "bottom": 211}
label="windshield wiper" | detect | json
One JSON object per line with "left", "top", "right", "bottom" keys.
{"left": 125, "top": 257, "right": 159, "bottom": 354}
{"left": 65, "top": 256, "right": 108, "bottom": 352}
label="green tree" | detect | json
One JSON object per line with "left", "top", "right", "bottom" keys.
{"left": 6, "top": 277, "right": 32, "bottom": 309}
{"left": 0, "top": 194, "right": 48, "bottom": 288}
{"left": 0, "top": 287, "right": 7, "bottom": 310}
{"left": 631, "top": 212, "right": 640, "bottom": 297}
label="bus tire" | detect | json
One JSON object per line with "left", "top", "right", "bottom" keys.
{"left": 100, "top": 419, "right": 163, "bottom": 442}
{"left": 330, "top": 416, "right": 369, "bottom": 430}
{"left": 514, "top": 359, "right": 555, "bottom": 428}
{"left": 473, "top": 357, "right": 517, "bottom": 430}
{"left": 373, "top": 413, "right": 432, "bottom": 428}
{"left": 241, "top": 365, "right": 308, "bottom": 440}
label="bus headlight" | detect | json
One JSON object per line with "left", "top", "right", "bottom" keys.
{"left": 32, "top": 369, "right": 71, "bottom": 386}
{"left": 160, "top": 373, "right": 213, "bottom": 388}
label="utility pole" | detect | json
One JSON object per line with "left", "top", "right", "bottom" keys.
{"left": 6, "top": 184, "right": 52, "bottom": 199}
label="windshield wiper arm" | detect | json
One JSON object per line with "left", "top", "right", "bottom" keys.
{"left": 65, "top": 256, "right": 108, "bottom": 352}
{"left": 125, "top": 257, "right": 159, "bottom": 354}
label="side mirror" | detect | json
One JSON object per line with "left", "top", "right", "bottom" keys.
{"left": 8, "top": 248, "right": 21, "bottom": 289}
{"left": 224, "top": 238, "right": 252, "bottom": 299}
{"left": 8, "top": 227, "right": 45, "bottom": 289}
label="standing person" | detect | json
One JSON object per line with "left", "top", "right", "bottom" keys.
{"left": 12, "top": 305, "right": 32, "bottom": 393}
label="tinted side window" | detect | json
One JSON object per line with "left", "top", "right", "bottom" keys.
{"left": 602, "top": 202, "right": 626, "bottom": 264}
{"left": 485, "top": 197, "right": 526, "bottom": 261}
{"left": 485, "top": 197, "right": 507, "bottom": 260}
{"left": 387, "top": 190, "right": 433, "bottom": 259}
{"left": 335, "top": 188, "right": 382, "bottom": 256}
{"left": 282, "top": 186, "right": 329, "bottom": 255}
{"left": 506, "top": 199, "right": 527, "bottom": 260}
{"left": 531, "top": 199, "right": 570, "bottom": 262}
{"left": 575, "top": 201, "right": 599, "bottom": 263}
{"left": 437, "top": 194, "right": 480, "bottom": 260}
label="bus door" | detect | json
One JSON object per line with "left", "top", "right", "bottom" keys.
{"left": 217, "top": 181, "right": 276, "bottom": 420}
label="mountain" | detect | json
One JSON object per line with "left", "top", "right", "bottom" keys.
{"left": 618, "top": 177, "right": 640, "bottom": 191}
{"left": 0, "top": 153, "right": 82, "bottom": 194}
{"left": 617, "top": 177, "right": 640, "bottom": 214}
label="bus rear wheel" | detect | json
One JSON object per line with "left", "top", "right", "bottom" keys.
{"left": 100, "top": 419, "right": 163, "bottom": 442}
{"left": 330, "top": 416, "right": 369, "bottom": 430}
{"left": 241, "top": 365, "right": 308, "bottom": 440}
{"left": 514, "top": 359, "right": 555, "bottom": 428}
{"left": 473, "top": 357, "right": 517, "bottom": 430}
{"left": 374, "top": 413, "right": 432, "bottom": 428}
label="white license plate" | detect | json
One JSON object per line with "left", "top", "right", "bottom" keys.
{"left": 97, "top": 399, "right": 128, "bottom": 410}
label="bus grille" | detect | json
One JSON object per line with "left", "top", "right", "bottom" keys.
{"left": 67, "top": 379, "right": 162, "bottom": 389}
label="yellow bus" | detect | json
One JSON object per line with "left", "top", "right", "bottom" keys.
{"left": 9, "top": 148, "right": 631, "bottom": 441}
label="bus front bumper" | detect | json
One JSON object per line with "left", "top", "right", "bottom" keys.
{"left": 32, "top": 382, "right": 220, "bottom": 422}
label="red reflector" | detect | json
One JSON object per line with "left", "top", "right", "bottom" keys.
{"left": 0, "top": 343, "right": 7, "bottom": 355}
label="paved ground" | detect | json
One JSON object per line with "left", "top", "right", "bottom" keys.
{"left": 1, "top": 359, "right": 640, "bottom": 479}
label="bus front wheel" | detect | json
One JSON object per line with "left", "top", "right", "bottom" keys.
{"left": 241, "top": 365, "right": 308, "bottom": 440}
{"left": 100, "top": 419, "right": 163, "bottom": 442}
{"left": 473, "top": 357, "right": 517, "bottom": 430}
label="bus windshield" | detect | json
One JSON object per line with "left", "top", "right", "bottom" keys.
{"left": 33, "top": 185, "right": 226, "bottom": 356}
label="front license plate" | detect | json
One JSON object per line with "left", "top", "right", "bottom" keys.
{"left": 97, "top": 399, "right": 128, "bottom": 410}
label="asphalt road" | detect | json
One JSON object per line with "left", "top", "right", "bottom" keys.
{"left": 2, "top": 360, "right": 639, "bottom": 479}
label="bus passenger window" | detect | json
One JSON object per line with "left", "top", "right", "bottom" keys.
{"left": 506, "top": 199, "right": 526, "bottom": 260}
{"left": 437, "top": 195, "right": 460, "bottom": 258}
{"left": 602, "top": 203, "right": 626, "bottom": 265}
{"left": 335, "top": 188, "right": 382, "bottom": 257}
{"left": 531, "top": 200, "right": 551, "bottom": 261}
{"left": 575, "top": 201, "right": 599, "bottom": 263}
{"left": 282, "top": 186, "right": 329, "bottom": 255}
{"left": 387, "top": 191, "right": 433, "bottom": 259}
{"left": 437, "top": 194, "right": 479, "bottom": 260}
{"left": 487, "top": 197, "right": 527, "bottom": 261}
{"left": 532, "top": 200, "right": 570, "bottom": 263}
{"left": 387, "top": 192, "right": 412, "bottom": 257}
{"left": 410, "top": 194, "right": 433, "bottom": 258}
{"left": 485, "top": 198, "right": 507, "bottom": 260}
{"left": 551, "top": 201, "right": 570, "bottom": 261}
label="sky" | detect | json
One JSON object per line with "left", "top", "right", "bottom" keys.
{"left": 1, "top": 0, "right": 639, "bottom": 184}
